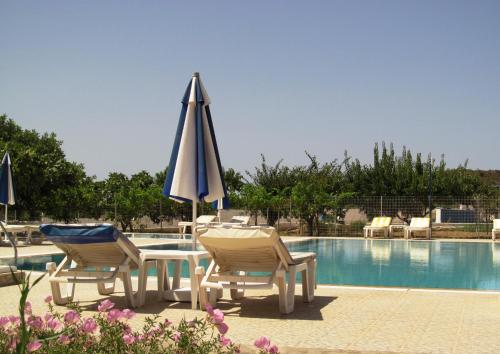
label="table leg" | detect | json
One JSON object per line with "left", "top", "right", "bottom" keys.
{"left": 188, "top": 256, "right": 198, "bottom": 310}
{"left": 157, "top": 260, "right": 169, "bottom": 301}
{"left": 172, "top": 260, "right": 182, "bottom": 289}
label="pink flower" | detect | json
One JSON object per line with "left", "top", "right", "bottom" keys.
{"left": 44, "top": 295, "right": 53, "bottom": 303}
{"left": 188, "top": 320, "right": 196, "bottom": 327}
{"left": 8, "top": 336, "right": 18, "bottom": 349}
{"left": 212, "top": 309, "right": 224, "bottom": 324}
{"left": 220, "top": 336, "right": 232, "bottom": 346}
{"left": 254, "top": 336, "right": 270, "bottom": 349}
{"left": 205, "top": 303, "right": 214, "bottom": 315}
{"left": 27, "top": 340, "right": 42, "bottom": 352}
{"left": 27, "top": 316, "right": 44, "bottom": 330}
{"left": 98, "top": 299, "right": 115, "bottom": 312}
{"left": 172, "top": 331, "right": 181, "bottom": 342}
{"left": 81, "top": 318, "right": 97, "bottom": 333}
{"left": 269, "top": 344, "right": 279, "bottom": 353}
{"left": 44, "top": 313, "right": 53, "bottom": 322}
{"left": 107, "top": 309, "right": 123, "bottom": 322}
{"left": 58, "top": 335, "right": 71, "bottom": 344}
{"left": 46, "top": 317, "right": 61, "bottom": 331}
{"left": 24, "top": 301, "right": 32, "bottom": 315}
{"left": 217, "top": 322, "right": 229, "bottom": 335}
{"left": 64, "top": 310, "right": 80, "bottom": 325}
{"left": 148, "top": 325, "right": 163, "bottom": 336}
{"left": 0, "top": 316, "right": 9, "bottom": 328}
{"left": 9, "top": 316, "right": 20, "bottom": 326}
{"left": 123, "top": 334, "right": 135, "bottom": 345}
{"left": 122, "top": 309, "right": 135, "bottom": 319}
{"left": 163, "top": 319, "right": 173, "bottom": 327}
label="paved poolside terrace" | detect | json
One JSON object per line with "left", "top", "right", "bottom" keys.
{"left": 0, "top": 237, "right": 499, "bottom": 353}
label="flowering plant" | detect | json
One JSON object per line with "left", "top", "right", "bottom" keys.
{"left": 0, "top": 271, "right": 279, "bottom": 353}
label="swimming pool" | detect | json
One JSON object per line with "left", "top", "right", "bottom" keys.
{"left": 4, "top": 239, "right": 500, "bottom": 290}
{"left": 287, "top": 239, "right": 500, "bottom": 290}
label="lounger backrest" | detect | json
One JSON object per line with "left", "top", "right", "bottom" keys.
{"left": 493, "top": 219, "right": 500, "bottom": 229}
{"left": 409, "top": 217, "right": 430, "bottom": 228}
{"left": 196, "top": 215, "right": 216, "bottom": 224}
{"left": 371, "top": 217, "right": 391, "bottom": 227}
{"left": 40, "top": 224, "right": 140, "bottom": 268}
{"left": 198, "top": 226, "right": 294, "bottom": 272}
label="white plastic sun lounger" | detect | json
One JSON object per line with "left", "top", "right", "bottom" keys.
{"left": 0, "top": 221, "right": 40, "bottom": 244}
{"left": 219, "top": 215, "right": 251, "bottom": 226}
{"left": 492, "top": 219, "right": 500, "bottom": 241}
{"left": 177, "top": 215, "right": 217, "bottom": 237}
{"left": 363, "top": 217, "right": 392, "bottom": 238}
{"left": 196, "top": 226, "right": 316, "bottom": 314}
{"left": 404, "top": 217, "right": 431, "bottom": 239}
{"left": 40, "top": 224, "right": 155, "bottom": 308}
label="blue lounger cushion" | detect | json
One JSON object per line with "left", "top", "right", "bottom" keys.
{"left": 40, "top": 224, "right": 120, "bottom": 244}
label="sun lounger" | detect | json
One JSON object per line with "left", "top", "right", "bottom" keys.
{"left": 196, "top": 226, "right": 316, "bottom": 314}
{"left": 40, "top": 224, "right": 155, "bottom": 308}
{"left": 492, "top": 219, "right": 500, "bottom": 241}
{"left": 0, "top": 221, "right": 40, "bottom": 244}
{"left": 217, "top": 215, "right": 251, "bottom": 227}
{"left": 404, "top": 217, "right": 431, "bottom": 239}
{"left": 363, "top": 217, "right": 392, "bottom": 238}
{"left": 177, "top": 215, "right": 217, "bottom": 237}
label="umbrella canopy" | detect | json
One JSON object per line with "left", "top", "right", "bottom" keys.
{"left": 163, "top": 73, "right": 228, "bottom": 240}
{"left": 0, "top": 152, "right": 15, "bottom": 222}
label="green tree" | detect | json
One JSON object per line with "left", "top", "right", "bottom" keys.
{"left": 224, "top": 168, "right": 244, "bottom": 193}
{"left": 245, "top": 155, "right": 297, "bottom": 225}
{"left": 291, "top": 154, "right": 349, "bottom": 235}
{"left": 239, "top": 184, "right": 271, "bottom": 225}
{"left": 0, "top": 115, "right": 88, "bottom": 222}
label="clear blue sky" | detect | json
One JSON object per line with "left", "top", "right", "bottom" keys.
{"left": 1, "top": 1, "right": 499, "bottom": 179}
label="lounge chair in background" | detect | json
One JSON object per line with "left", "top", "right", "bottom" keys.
{"left": 221, "top": 215, "right": 251, "bottom": 226}
{"left": 0, "top": 221, "right": 41, "bottom": 244}
{"left": 492, "top": 219, "right": 500, "bottom": 241}
{"left": 40, "top": 224, "right": 155, "bottom": 308}
{"left": 196, "top": 226, "right": 316, "bottom": 314}
{"left": 177, "top": 215, "right": 217, "bottom": 237}
{"left": 363, "top": 217, "right": 392, "bottom": 238}
{"left": 404, "top": 217, "right": 431, "bottom": 239}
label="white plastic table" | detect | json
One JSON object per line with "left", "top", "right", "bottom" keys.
{"left": 140, "top": 250, "right": 209, "bottom": 309}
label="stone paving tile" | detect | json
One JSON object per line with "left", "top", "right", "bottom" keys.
{"left": 0, "top": 275, "right": 499, "bottom": 353}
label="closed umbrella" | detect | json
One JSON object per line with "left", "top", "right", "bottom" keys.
{"left": 0, "top": 152, "right": 15, "bottom": 223}
{"left": 0, "top": 151, "right": 17, "bottom": 265}
{"left": 163, "top": 73, "right": 228, "bottom": 245}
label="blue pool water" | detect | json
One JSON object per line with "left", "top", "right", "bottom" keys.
{"left": 4, "top": 239, "right": 500, "bottom": 290}
{"left": 287, "top": 239, "right": 500, "bottom": 290}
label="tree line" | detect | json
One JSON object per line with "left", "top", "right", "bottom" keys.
{"left": 1, "top": 115, "right": 497, "bottom": 233}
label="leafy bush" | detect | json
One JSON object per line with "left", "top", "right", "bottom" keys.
{"left": 0, "top": 271, "right": 279, "bottom": 353}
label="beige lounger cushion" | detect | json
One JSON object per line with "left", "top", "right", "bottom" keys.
{"left": 52, "top": 233, "right": 140, "bottom": 269}
{"left": 493, "top": 219, "right": 500, "bottom": 230}
{"left": 368, "top": 217, "right": 391, "bottom": 228}
{"left": 409, "top": 217, "right": 430, "bottom": 228}
{"left": 198, "top": 226, "right": 315, "bottom": 273}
